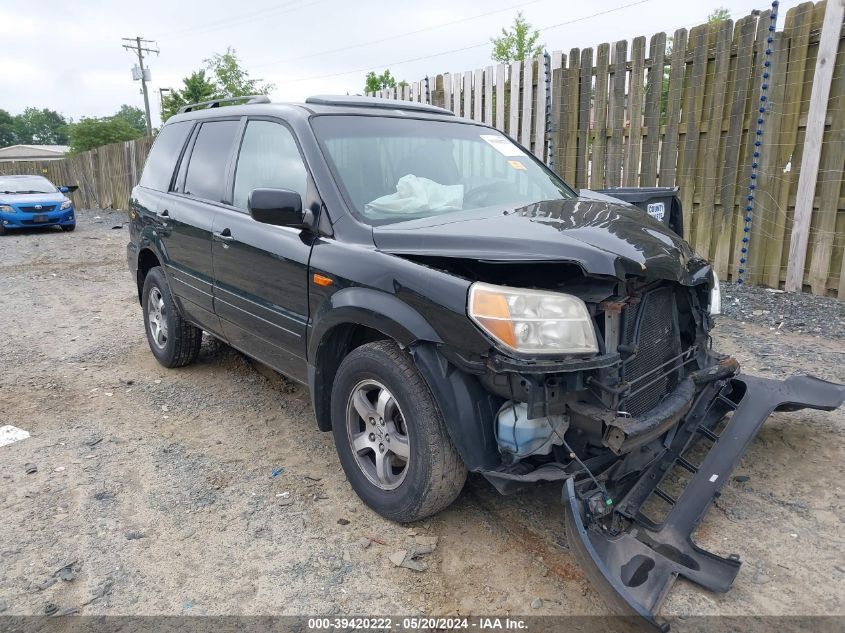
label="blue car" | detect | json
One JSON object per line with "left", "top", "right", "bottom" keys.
{"left": 0, "top": 174, "right": 76, "bottom": 235}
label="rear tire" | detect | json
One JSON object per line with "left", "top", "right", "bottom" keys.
{"left": 331, "top": 340, "right": 467, "bottom": 522}
{"left": 141, "top": 266, "right": 202, "bottom": 368}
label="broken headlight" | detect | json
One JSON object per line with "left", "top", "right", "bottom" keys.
{"left": 468, "top": 282, "right": 598, "bottom": 355}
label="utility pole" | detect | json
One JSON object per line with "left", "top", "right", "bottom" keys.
{"left": 122, "top": 36, "right": 159, "bottom": 135}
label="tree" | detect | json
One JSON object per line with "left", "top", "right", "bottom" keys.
{"left": 365, "top": 69, "right": 399, "bottom": 93}
{"left": 707, "top": 7, "right": 731, "bottom": 22}
{"left": 160, "top": 70, "right": 219, "bottom": 122}
{"left": 112, "top": 105, "right": 147, "bottom": 134}
{"left": 159, "top": 51, "right": 274, "bottom": 122}
{"left": 0, "top": 109, "right": 17, "bottom": 147}
{"left": 205, "top": 48, "right": 274, "bottom": 98}
{"left": 13, "top": 107, "right": 70, "bottom": 145}
{"left": 490, "top": 11, "right": 544, "bottom": 63}
{"left": 68, "top": 117, "right": 144, "bottom": 153}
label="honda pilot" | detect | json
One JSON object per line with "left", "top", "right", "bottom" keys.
{"left": 126, "top": 95, "right": 844, "bottom": 630}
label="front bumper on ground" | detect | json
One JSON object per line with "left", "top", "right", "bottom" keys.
{"left": 563, "top": 373, "right": 845, "bottom": 632}
{"left": 0, "top": 209, "right": 75, "bottom": 229}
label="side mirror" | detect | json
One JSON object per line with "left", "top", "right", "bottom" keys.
{"left": 248, "top": 188, "right": 306, "bottom": 228}
{"left": 58, "top": 186, "right": 69, "bottom": 193}
{"left": 58, "top": 185, "right": 78, "bottom": 193}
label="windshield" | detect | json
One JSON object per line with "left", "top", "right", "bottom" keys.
{"left": 0, "top": 176, "right": 57, "bottom": 194}
{"left": 312, "top": 116, "right": 575, "bottom": 225}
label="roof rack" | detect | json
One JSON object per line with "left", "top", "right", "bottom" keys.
{"left": 305, "top": 95, "right": 454, "bottom": 116}
{"left": 178, "top": 94, "right": 271, "bottom": 114}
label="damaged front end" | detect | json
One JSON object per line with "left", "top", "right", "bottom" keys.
{"left": 426, "top": 271, "right": 845, "bottom": 630}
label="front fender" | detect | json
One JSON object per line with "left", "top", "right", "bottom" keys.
{"left": 308, "top": 286, "right": 443, "bottom": 361}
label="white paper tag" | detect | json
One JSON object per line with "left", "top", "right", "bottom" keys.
{"left": 647, "top": 202, "right": 665, "bottom": 221}
{"left": 0, "top": 425, "right": 30, "bottom": 447}
{"left": 480, "top": 134, "right": 524, "bottom": 157}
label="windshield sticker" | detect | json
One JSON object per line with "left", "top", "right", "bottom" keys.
{"left": 507, "top": 160, "right": 526, "bottom": 170}
{"left": 480, "top": 134, "right": 524, "bottom": 157}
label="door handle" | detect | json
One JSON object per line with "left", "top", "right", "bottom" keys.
{"left": 214, "top": 228, "right": 234, "bottom": 242}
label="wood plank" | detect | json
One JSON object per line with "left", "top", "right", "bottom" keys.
{"left": 442, "top": 73, "right": 451, "bottom": 111}
{"left": 679, "top": 25, "right": 708, "bottom": 243}
{"left": 713, "top": 15, "right": 757, "bottom": 278}
{"left": 625, "top": 36, "right": 646, "bottom": 186}
{"left": 533, "top": 55, "right": 547, "bottom": 160}
{"left": 808, "top": 40, "right": 845, "bottom": 294}
{"left": 509, "top": 61, "right": 521, "bottom": 138}
{"left": 659, "top": 29, "right": 687, "bottom": 188}
{"left": 564, "top": 49, "right": 580, "bottom": 184}
{"left": 552, "top": 66, "right": 566, "bottom": 176}
{"left": 495, "top": 64, "right": 506, "bottom": 131}
{"left": 484, "top": 66, "right": 494, "bottom": 123}
{"left": 576, "top": 47, "right": 593, "bottom": 189}
{"left": 641, "top": 33, "right": 666, "bottom": 187}
{"left": 607, "top": 40, "right": 627, "bottom": 187}
{"left": 463, "top": 70, "right": 473, "bottom": 118}
{"left": 520, "top": 59, "right": 533, "bottom": 149}
{"left": 764, "top": 2, "right": 815, "bottom": 288}
{"left": 786, "top": 0, "right": 845, "bottom": 292}
{"left": 592, "top": 43, "right": 610, "bottom": 188}
{"left": 693, "top": 19, "right": 732, "bottom": 260}
{"left": 474, "top": 68, "right": 483, "bottom": 121}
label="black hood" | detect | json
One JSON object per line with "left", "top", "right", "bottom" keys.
{"left": 372, "top": 198, "right": 712, "bottom": 285}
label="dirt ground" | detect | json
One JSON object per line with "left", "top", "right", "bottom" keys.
{"left": 1, "top": 209, "right": 843, "bottom": 624}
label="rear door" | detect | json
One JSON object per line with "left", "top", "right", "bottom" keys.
{"left": 211, "top": 118, "right": 313, "bottom": 383}
{"left": 164, "top": 118, "right": 241, "bottom": 333}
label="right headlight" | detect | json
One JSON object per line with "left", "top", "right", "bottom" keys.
{"left": 468, "top": 282, "right": 598, "bottom": 355}
{"left": 0, "top": 205, "right": 15, "bottom": 213}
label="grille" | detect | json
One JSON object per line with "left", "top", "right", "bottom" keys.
{"left": 20, "top": 205, "right": 56, "bottom": 213}
{"left": 619, "top": 286, "right": 683, "bottom": 416}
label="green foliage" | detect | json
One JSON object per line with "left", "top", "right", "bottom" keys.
{"left": 365, "top": 69, "right": 399, "bottom": 94}
{"left": 707, "top": 7, "right": 731, "bottom": 22}
{"left": 67, "top": 116, "right": 144, "bottom": 154}
{"left": 159, "top": 50, "right": 274, "bottom": 122}
{"left": 112, "top": 105, "right": 147, "bottom": 134}
{"left": 490, "top": 11, "right": 544, "bottom": 63}
{"left": 9, "top": 107, "right": 70, "bottom": 145}
{"left": 0, "top": 109, "right": 17, "bottom": 147}
{"left": 205, "top": 47, "right": 274, "bottom": 97}
{"left": 160, "top": 70, "right": 219, "bottom": 122}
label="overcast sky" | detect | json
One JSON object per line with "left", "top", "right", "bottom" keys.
{"left": 1, "top": 0, "right": 801, "bottom": 127}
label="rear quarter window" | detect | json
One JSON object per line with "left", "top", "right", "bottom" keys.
{"left": 183, "top": 120, "right": 241, "bottom": 203}
{"left": 138, "top": 121, "right": 192, "bottom": 192}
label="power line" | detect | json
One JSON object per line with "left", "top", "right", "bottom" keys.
{"left": 158, "top": 0, "right": 330, "bottom": 39}
{"left": 254, "top": 0, "right": 548, "bottom": 68}
{"left": 122, "top": 37, "right": 159, "bottom": 135}
{"left": 278, "top": 0, "right": 651, "bottom": 84}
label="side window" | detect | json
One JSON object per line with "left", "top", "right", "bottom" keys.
{"left": 138, "top": 121, "right": 191, "bottom": 192}
{"left": 232, "top": 120, "right": 308, "bottom": 210}
{"left": 183, "top": 120, "right": 240, "bottom": 202}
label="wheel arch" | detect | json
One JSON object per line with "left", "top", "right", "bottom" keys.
{"left": 308, "top": 287, "right": 444, "bottom": 432}
{"left": 136, "top": 247, "right": 162, "bottom": 304}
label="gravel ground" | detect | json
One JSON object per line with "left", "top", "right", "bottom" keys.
{"left": 0, "top": 209, "right": 843, "bottom": 626}
{"left": 722, "top": 282, "right": 845, "bottom": 340}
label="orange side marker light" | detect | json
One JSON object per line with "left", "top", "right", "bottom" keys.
{"left": 313, "top": 273, "right": 333, "bottom": 287}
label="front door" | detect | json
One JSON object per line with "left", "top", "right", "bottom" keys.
{"left": 164, "top": 118, "right": 241, "bottom": 333}
{"left": 211, "top": 118, "right": 314, "bottom": 383}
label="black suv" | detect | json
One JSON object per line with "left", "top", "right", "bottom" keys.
{"left": 128, "top": 95, "right": 843, "bottom": 628}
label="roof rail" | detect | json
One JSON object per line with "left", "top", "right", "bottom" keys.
{"left": 178, "top": 94, "right": 271, "bottom": 114}
{"left": 305, "top": 95, "right": 454, "bottom": 116}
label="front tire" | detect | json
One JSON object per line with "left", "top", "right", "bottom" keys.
{"left": 141, "top": 267, "right": 202, "bottom": 368}
{"left": 61, "top": 224, "right": 76, "bottom": 232}
{"left": 331, "top": 340, "right": 467, "bottom": 522}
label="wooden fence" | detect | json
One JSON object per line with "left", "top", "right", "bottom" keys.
{"left": 371, "top": 1, "right": 845, "bottom": 297}
{"left": 0, "top": 136, "right": 154, "bottom": 213}
{"left": 1, "top": 1, "right": 842, "bottom": 297}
